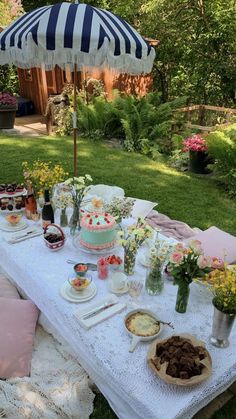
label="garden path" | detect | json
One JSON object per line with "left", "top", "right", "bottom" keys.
{"left": 14, "top": 115, "right": 47, "bottom": 137}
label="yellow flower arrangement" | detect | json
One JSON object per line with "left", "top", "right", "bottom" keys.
{"left": 22, "top": 161, "right": 68, "bottom": 196}
{"left": 206, "top": 264, "right": 236, "bottom": 314}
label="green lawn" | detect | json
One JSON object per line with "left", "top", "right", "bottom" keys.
{"left": 0, "top": 133, "right": 236, "bottom": 234}
{"left": 0, "top": 132, "right": 235, "bottom": 418}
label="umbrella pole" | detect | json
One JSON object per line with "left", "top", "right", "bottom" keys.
{"left": 73, "top": 63, "right": 77, "bottom": 176}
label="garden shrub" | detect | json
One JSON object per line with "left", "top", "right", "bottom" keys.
{"left": 206, "top": 125, "right": 236, "bottom": 197}
{"left": 54, "top": 85, "right": 186, "bottom": 158}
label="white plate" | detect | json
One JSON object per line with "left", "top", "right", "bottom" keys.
{"left": 60, "top": 281, "right": 97, "bottom": 303}
{"left": 85, "top": 184, "right": 125, "bottom": 203}
{"left": 0, "top": 207, "right": 25, "bottom": 215}
{"left": 72, "top": 234, "right": 120, "bottom": 255}
{"left": 138, "top": 253, "right": 151, "bottom": 268}
{"left": 0, "top": 218, "right": 28, "bottom": 232}
{"left": 107, "top": 280, "right": 129, "bottom": 294}
{"left": 0, "top": 188, "right": 27, "bottom": 199}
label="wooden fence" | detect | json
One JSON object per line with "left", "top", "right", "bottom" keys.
{"left": 175, "top": 104, "right": 236, "bottom": 132}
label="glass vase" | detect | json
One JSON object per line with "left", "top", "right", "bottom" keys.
{"left": 60, "top": 208, "right": 68, "bottom": 227}
{"left": 124, "top": 246, "right": 137, "bottom": 276}
{"left": 69, "top": 202, "right": 80, "bottom": 236}
{"left": 175, "top": 281, "right": 190, "bottom": 313}
{"left": 210, "top": 300, "right": 235, "bottom": 348}
{"left": 145, "top": 264, "right": 164, "bottom": 295}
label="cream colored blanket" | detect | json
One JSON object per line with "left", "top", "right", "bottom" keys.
{"left": 0, "top": 326, "right": 95, "bottom": 419}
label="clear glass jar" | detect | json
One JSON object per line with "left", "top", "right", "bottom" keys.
{"left": 145, "top": 263, "right": 164, "bottom": 295}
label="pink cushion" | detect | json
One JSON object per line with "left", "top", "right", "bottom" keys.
{"left": 0, "top": 273, "right": 20, "bottom": 299}
{"left": 185, "top": 226, "right": 236, "bottom": 264}
{"left": 0, "top": 298, "right": 39, "bottom": 379}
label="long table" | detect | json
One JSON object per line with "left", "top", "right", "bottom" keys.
{"left": 0, "top": 219, "right": 235, "bottom": 419}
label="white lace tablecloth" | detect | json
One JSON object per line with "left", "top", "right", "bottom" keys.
{"left": 0, "top": 219, "right": 235, "bottom": 419}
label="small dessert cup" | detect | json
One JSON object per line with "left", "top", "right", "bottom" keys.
{"left": 6, "top": 214, "right": 22, "bottom": 225}
{"left": 69, "top": 275, "right": 92, "bottom": 292}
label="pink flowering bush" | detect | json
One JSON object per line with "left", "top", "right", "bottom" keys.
{"left": 183, "top": 134, "right": 208, "bottom": 153}
{"left": 167, "top": 240, "right": 223, "bottom": 285}
{"left": 0, "top": 92, "right": 17, "bottom": 109}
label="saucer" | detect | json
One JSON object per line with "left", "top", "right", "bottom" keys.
{"left": 138, "top": 253, "right": 151, "bottom": 268}
{"left": 60, "top": 281, "right": 97, "bottom": 303}
{"left": 107, "top": 280, "right": 129, "bottom": 294}
{"left": 0, "top": 218, "right": 28, "bottom": 232}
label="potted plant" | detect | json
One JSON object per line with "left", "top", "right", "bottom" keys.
{"left": 206, "top": 264, "right": 236, "bottom": 348}
{"left": 0, "top": 92, "right": 17, "bottom": 129}
{"left": 182, "top": 134, "right": 213, "bottom": 174}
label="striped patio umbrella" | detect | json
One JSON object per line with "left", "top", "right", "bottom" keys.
{"left": 0, "top": 1, "right": 156, "bottom": 174}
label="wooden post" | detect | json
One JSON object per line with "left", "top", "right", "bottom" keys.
{"left": 73, "top": 64, "right": 77, "bottom": 176}
{"left": 198, "top": 105, "right": 205, "bottom": 126}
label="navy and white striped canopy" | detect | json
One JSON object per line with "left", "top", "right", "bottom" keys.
{"left": 0, "top": 2, "right": 155, "bottom": 74}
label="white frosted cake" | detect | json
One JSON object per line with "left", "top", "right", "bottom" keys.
{"left": 80, "top": 212, "right": 117, "bottom": 250}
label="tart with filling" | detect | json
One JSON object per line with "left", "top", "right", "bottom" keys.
{"left": 126, "top": 312, "right": 160, "bottom": 337}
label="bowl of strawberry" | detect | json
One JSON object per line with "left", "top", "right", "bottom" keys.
{"left": 73, "top": 263, "right": 88, "bottom": 277}
{"left": 106, "top": 255, "right": 123, "bottom": 271}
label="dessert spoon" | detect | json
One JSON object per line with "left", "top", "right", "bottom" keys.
{"left": 156, "top": 319, "right": 174, "bottom": 329}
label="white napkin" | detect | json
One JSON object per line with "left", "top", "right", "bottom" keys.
{"left": 5, "top": 228, "right": 42, "bottom": 244}
{"left": 130, "top": 198, "right": 157, "bottom": 219}
{"left": 74, "top": 296, "right": 126, "bottom": 330}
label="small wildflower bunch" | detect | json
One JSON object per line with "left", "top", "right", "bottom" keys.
{"left": 118, "top": 218, "right": 153, "bottom": 275}
{"left": 118, "top": 217, "right": 153, "bottom": 251}
{"left": 0, "top": 92, "right": 17, "bottom": 109}
{"left": 52, "top": 192, "right": 73, "bottom": 209}
{"left": 183, "top": 134, "right": 208, "bottom": 153}
{"left": 206, "top": 264, "right": 236, "bottom": 314}
{"left": 149, "top": 240, "right": 172, "bottom": 269}
{"left": 22, "top": 161, "right": 68, "bottom": 196}
{"left": 167, "top": 240, "right": 222, "bottom": 285}
{"left": 64, "top": 175, "right": 93, "bottom": 205}
{"left": 105, "top": 197, "right": 135, "bottom": 222}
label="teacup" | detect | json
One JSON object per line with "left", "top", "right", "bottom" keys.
{"left": 110, "top": 272, "right": 126, "bottom": 291}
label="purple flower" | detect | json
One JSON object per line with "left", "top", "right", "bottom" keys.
{"left": 0, "top": 92, "right": 17, "bottom": 109}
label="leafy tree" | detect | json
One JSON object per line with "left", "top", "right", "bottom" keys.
{"left": 140, "top": 0, "right": 236, "bottom": 105}
{"left": 0, "top": 0, "right": 23, "bottom": 25}
{"left": 0, "top": 0, "right": 24, "bottom": 94}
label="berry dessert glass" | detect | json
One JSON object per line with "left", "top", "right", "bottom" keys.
{"left": 6, "top": 214, "right": 22, "bottom": 225}
{"left": 68, "top": 274, "right": 92, "bottom": 292}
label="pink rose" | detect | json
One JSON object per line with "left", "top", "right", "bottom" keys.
{"left": 197, "top": 255, "right": 211, "bottom": 269}
{"left": 175, "top": 243, "right": 184, "bottom": 252}
{"left": 169, "top": 252, "right": 184, "bottom": 265}
{"left": 211, "top": 257, "right": 224, "bottom": 269}
{"left": 190, "top": 239, "right": 203, "bottom": 255}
